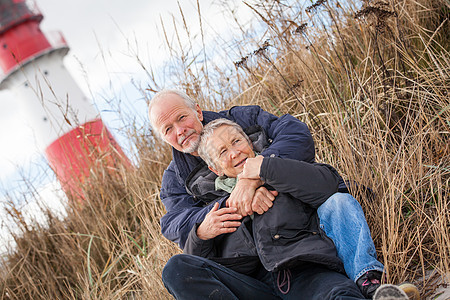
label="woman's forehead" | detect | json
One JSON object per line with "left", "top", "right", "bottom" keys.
{"left": 212, "top": 125, "right": 241, "bottom": 141}
{"left": 208, "top": 126, "right": 249, "bottom": 153}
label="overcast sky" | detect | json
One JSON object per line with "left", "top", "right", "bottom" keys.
{"left": 0, "top": 0, "right": 252, "bottom": 186}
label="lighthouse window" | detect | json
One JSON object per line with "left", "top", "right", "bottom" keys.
{"left": 43, "top": 117, "right": 47, "bottom": 122}
{"left": 2, "top": 44, "right": 6, "bottom": 49}
{"left": 24, "top": 82, "right": 28, "bottom": 87}
{"left": 44, "top": 70, "right": 48, "bottom": 75}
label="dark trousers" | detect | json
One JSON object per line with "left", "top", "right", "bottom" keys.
{"left": 162, "top": 254, "right": 368, "bottom": 300}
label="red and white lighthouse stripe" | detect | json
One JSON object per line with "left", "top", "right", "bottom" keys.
{"left": 0, "top": 0, "right": 131, "bottom": 197}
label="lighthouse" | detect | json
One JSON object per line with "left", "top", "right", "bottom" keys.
{"left": 0, "top": 0, "right": 131, "bottom": 197}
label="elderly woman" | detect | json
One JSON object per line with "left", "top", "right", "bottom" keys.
{"left": 162, "top": 118, "right": 409, "bottom": 300}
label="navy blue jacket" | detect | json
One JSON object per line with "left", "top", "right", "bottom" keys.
{"left": 159, "top": 105, "right": 315, "bottom": 249}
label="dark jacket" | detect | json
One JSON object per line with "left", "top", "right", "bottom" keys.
{"left": 159, "top": 105, "right": 318, "bottom": 249}
{"left": 183, "top": 155, "right": 345, "bottom": 275}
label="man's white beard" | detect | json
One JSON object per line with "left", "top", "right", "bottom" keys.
{"left": 182, "top": 136, "right": 200, "bottom": 153}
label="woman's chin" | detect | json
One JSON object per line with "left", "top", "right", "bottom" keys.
{"left": 231, "top": 168, "right": 244, "bottom": 178}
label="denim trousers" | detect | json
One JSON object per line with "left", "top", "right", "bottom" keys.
{"left": 163, "top": 254, "right": 368, "bottom": 300}
{"left": 317, "top": 192, "right": 384, "bottom": 281}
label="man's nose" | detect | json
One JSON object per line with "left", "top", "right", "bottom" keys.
{"left": 175, "top": 124, "right": 185, "bottom": 136}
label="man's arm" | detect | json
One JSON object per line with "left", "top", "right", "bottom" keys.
{"left": 225, "top": 106, "right": 315, "bottom": 162}
{"left": 159, "top": 162, "right": 228, "bottom": 249}
{"left": 184, "top": 202, "right": 241, "bottom": 257}
{"left": 183, "top": 223, "right": 216, "bottom": 258}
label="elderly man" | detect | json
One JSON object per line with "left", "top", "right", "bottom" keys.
{"left": 149, "top": 89, "right": 384, "bottom": 298}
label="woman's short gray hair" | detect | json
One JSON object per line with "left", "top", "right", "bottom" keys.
{"left": 198, "top": 118, "right": 251, "bottom": 170}
{"left": 148, "top": 89, "right": 197, "bottom": 131}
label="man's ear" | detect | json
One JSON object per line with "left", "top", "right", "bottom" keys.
{"left": 195, "top": 104, "right": 203, "bottom": 121}
{"left": 208, "top": 166, "right": 221, "bottom": 176}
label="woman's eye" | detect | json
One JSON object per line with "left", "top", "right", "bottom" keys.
{"left": 179, "top": 115, "right": 185, "bottom": 120}
{"left": 165, "top": 127, "right": 172, "bottom": 135}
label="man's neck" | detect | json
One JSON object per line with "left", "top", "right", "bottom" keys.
{"left": 174, "top": 147, "right": 200, "bottom": 157}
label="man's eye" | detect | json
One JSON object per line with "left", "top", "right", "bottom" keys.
{"left": 219, "top": 149, "right": 226, "bottom": 157}
{"left": 179, "top": 115, "right": 185, "bottom": 120}
{"left": 233, "top": 139, "right": 240, "bottom": 144}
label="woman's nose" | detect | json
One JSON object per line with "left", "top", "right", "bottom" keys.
{"left": 229, "top": 148, "right": 239, "bottom": 158}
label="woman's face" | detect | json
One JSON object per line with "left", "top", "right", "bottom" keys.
{"left": 208, "top": 125, "right": 255, "bottom": 178}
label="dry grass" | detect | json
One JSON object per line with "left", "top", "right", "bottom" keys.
{"left": 1, "top": 0, "right": 449, "bottom": 298}
{"left": 1, "top": 136, "right": 180, "bottom": 299}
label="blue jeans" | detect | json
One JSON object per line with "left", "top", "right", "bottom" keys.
{"left": 317, "top": 192, "right": 384, "bottom": 281}
{"left": 163, "top": 254, "right": 367, "bottom": 300}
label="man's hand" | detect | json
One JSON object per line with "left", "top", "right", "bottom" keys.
{"left": 252, "top": 187, "right": 278, "bottom": 214}
{"left": 240, "top": 155, "right": 264, "bottom": 179}
{"left": 197, "top": 202, "right": 242, "bottom": 240}
{"left": 226, "top": 178, "right": 261, "bottom": 216}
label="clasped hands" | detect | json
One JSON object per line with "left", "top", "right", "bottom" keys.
{"left": 197, "top": 156, "right": 278, "bottom": 240}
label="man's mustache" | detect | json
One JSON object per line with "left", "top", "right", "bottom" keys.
{"left": 178, "top": 129, "right": 197, "bottom": 146}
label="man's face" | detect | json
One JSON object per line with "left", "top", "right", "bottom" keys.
{"left": 150, "top": 94, "right": 204, "bottom": 154}
{"left": 208, "top": 125, "right": 255, "bottom": 178}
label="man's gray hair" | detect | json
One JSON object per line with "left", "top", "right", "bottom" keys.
{"left": 198, "top": 118, "right": 251, "bottom": 170}
{"left": 148, "top": 89, "right": 197, "bottom": 131}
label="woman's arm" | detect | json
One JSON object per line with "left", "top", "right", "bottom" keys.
{"left": 258, "top": 157, "right": 340, "bottom": 208}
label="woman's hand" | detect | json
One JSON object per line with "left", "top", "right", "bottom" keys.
{"left": 196, "top": 202, "right": 242, "bottom": 240}
{"left": 240, "top": 155, "right": 264, "bottom": 179}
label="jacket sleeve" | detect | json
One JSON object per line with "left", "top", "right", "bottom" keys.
{"left": 159, "top": 161, "right": 227, "bottom": 249}
{"left": 259, "top": 157, "right": 340, "bottom": 208}
{"left": 183, "top": 223, "right": 216, "bottom": 258}
{"left": 225, "top": 106, "right": 315, "bottom": 163}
